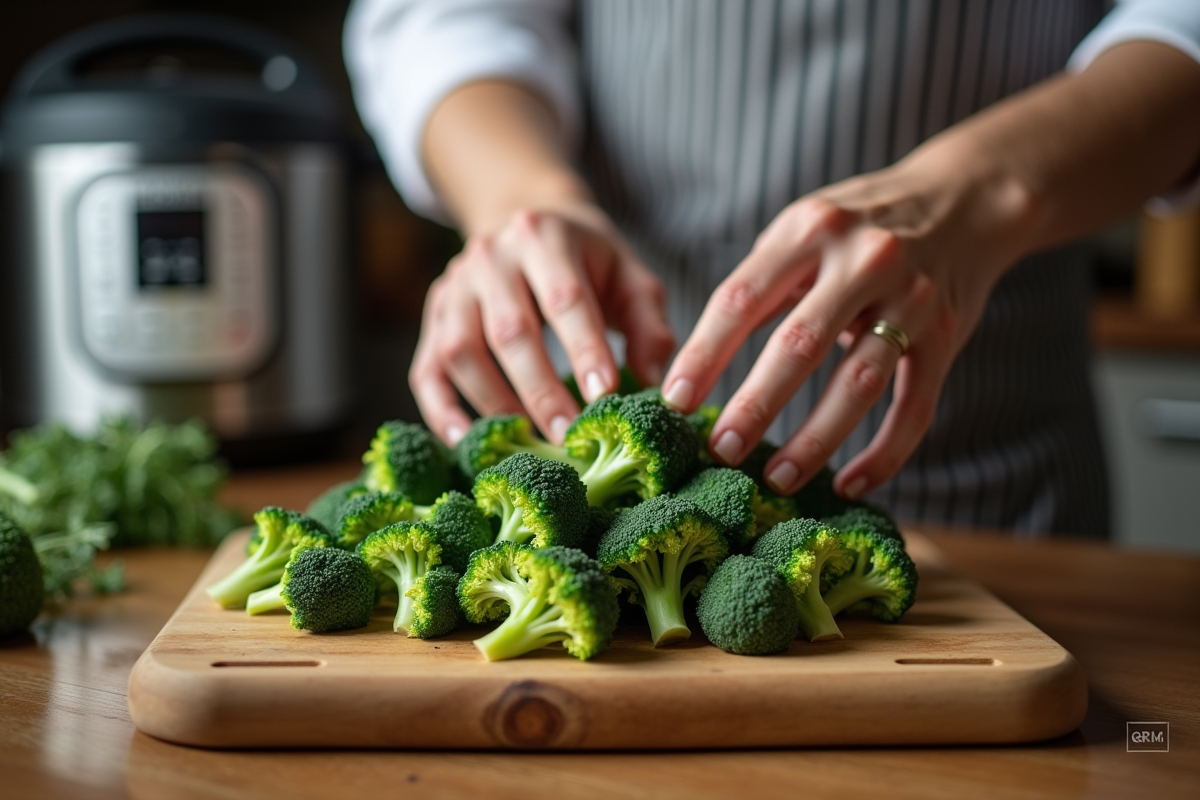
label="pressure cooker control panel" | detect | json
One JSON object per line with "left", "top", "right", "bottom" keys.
{"left": 75, "top": 166, "right": 278, "bottom": 380}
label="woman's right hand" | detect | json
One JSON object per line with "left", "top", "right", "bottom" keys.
{"left": 410, "top": 203, "right": 676, "bottom": 447}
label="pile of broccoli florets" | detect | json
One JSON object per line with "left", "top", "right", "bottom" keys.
{"left": 200, "top": 383, "right": 918, "bottom": 660}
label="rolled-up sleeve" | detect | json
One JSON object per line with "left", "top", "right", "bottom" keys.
{"left": 1068, "top": 0, "right": 1200, "bottom": 214}
{"left": 344, "top": 0, "right": 581, "bottom": 221}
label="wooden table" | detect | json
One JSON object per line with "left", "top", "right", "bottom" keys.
{"left": 2, "top": 462, "right": 1197, "bottom": 799}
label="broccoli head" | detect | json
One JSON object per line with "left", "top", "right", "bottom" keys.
{"left": 751, "top": 518, "right": 853, "bottom": 642}
{"left": 458, "top": 541, "right": 618, "bottom": 661}
{"left": 363, "top": 421, "right": 452, "bottom": 505}
{"left": 206, "top": 508, "right": 331, "bottom": 608}
{"left": 455, "top": 415, "right": 579, "bottom": 481}
{"left": 281, "top": 546, "right": 376, "bottom": 633}
{"left": 335, "top": 491, "right": 415, "bottom": 549}
{"left": 596, "top": 495, "right": 728, "bottom": 646}
{"left": 245, "top": 533, "right": 333, "bottom": 616}
{"left": 685, "top": 404, "right": 722, "bottom": 465}
{"left": 406, "top": 565, "right": 462, "bottom": 638}
{"left": 792, "top": 465, "right": 851, "bottom": 519}
{"left": 821, "top": 516, "right": 918, "bottom": 621}
{"left": 414, "top": 490, "right": 493, "bottom": 571}
{"left": 305, "top": 480, "right": 367, "bottom": 533}
{"left": 676, "top": 468, "right": 759, "bottom": 551}
{"left": 473, "top": 454, "right": 588, "bottom": 548}
{"left": 566, "top": 393, "right": 698, "bottom": 507}
{"left": 824, "top": 503, "right": 903, "bottom": 542}
{"left": 696, "top": 554, "right": 799, "bottom": 654}
{"left": 0, "top": 512, "right": 43, "bottom": 637}
{"left": 357, "top": 521, "right": 446, "bottom": 636}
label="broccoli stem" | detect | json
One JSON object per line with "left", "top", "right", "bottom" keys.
{"left": 474, "top": 591, "right": 570, "bottom": 661}
{"left": 493, "top": 495, "right": 533, "bottom": 545}
{"left": 206, "top": 540, "right": 292, "bottom": 608}
{"left": 0, "top": 467, "right": 40, "bottom": 506}
{"left": 620, "top": 548, "right": 695, "bottom": 646}
{"left": 824, "top": 553, "right": 890, "bottom": 616}
{"left": 795, "top": 582, "right": 843, "bottom": 642}
{"left": 246, "top": 583, "right": 286, "bottom": 615}
{"left": 579, "top": 439, "right": 645, "bottom": 505}
{"left": 384, "top": 546, "right": 428, "bottom": 633}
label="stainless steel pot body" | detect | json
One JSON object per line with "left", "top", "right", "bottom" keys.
{"left": 0, "top": 140, "right": 351, "bottom": 440}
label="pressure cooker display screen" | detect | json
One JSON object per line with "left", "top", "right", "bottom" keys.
{"left": 136, "top": 211, "right": 206, "bottom": 288}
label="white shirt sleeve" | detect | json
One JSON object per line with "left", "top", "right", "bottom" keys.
{"left": 344, "top": 0, "right": 581, "bottom": 222}
{"left": 1068, "top": 0, "right": 1200, "bottom": 214}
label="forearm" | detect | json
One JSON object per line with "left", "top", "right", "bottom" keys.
{"left": 918, "top": 40, "right": 1200, "bottom": 256}
{"left": 423, "top": 79, "right": 594, "bottom": 237}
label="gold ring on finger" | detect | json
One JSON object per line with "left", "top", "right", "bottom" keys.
{"left": 870, "top": 319, "right": 910, "bottom": 355}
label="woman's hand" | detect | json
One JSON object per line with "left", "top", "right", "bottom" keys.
{"left": 410, "top": 203, "right": 675, "bottom": 446}
{"left": 662, "top": 39, "right": 1200, "bottom": 502}
{"left": 661, "top": 146, "right": 1038, "bottom": 500}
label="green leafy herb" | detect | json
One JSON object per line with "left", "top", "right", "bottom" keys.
{"left": 0, "top": 416, "right": 240, "bottom": 598}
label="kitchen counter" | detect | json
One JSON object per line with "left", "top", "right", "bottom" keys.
{"left": 1, "top": 462, "right": 1197, "bottom": 799}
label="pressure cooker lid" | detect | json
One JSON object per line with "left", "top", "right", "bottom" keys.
{"left": 0, "top": 13, "right": 343, "bottom": 149}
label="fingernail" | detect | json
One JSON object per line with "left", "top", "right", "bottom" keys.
{"left": 585, "top": 371, "right": 607, "bottom": 403}
{"left": 446, "top": 425, "right": 465, "bottom": 446}
{"left": 549, "top": 415, "right": 571, "bottom": 444}
{"left": 712, "top": 429, "right": 745, "bottom": 465}
{"left": 766, "top": 460, "right": 799, "bottom": 494}
{"left": 643, "top": 362, "right": 664, "bottom": 387}
{"left": 662, "top": 378, "right": 694, "bottom": 410}
{"left": 842, "top": 476, "right": 869, "bottom": 500}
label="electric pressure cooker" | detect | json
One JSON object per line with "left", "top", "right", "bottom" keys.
{"left": 0, "top": 14, "right": 352, "bottom": 454}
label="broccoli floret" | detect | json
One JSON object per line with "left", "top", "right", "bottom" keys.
{"left": 566, "top": 393, "right": 698, "bottom": 507}
{"left": 280, "top": 546, "right": 376, "bottom": 633}
{"left": 821, "top": 516, "right": 918, "bottom": 621}
{"left": 596, "top": 495, "right": 728, "bottom": 646}
{"left": 738, "top": 444, "right": 851, "bottom": 531}
{"left": 414, "top": 490, "right": 493, "bottom": 571}
{"left": 685, "top": 404, "right": 722, "bottom": 465}
{"left": 245, "top": 532, "right": 333, "bottom": 615}
{"left": 676, "top": 468, "right": 759, "bottom": 551}
{"left": 407, "top": 565, "right": 462, "bottom": 638}
{"left": 696, "top": 554, "right": 799, "bottom": 654}
{"left": 455, "top": 415, "right": 579, "bottom": 481}
{"left": 335, "top": 491, "right": 415, "bottom": 550}
{"left": 0, "top": 512, "right": 43, "bottom": 636}
{"left": 563, "top": 364, "right": 644, "bottom": 406}
{"left": 473, "top": 454, "right": 588, "bottom": 548}
{"left": 206, "top": 508, "right": 331, "bottom": 608}
{"left": 305, "top": 480, "right": 367, "bottom": 532}
{"left": 751, "top": 518, "right": 853, "bottom": 642}
{"left": 824, "top": 504, "right": 903, "bottom": 541}
{"left": 357, "top": 521, "right": 448, "bottom": 635}
{"left": 363, "top": 421, "right": 452, "bottom": 505}
{"left": 458, "top": 542, "right": 618, "bottom": 661}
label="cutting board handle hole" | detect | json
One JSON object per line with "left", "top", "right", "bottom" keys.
{"left": 211, "top": 660, "right": 324, "bottom": 667}
{"left": 895, "top": 658, "right": 997, "bottom": 666}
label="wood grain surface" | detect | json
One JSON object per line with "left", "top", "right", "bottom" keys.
{"left": 1, "top": 462, "right": 1197, "bottom": 799}
{"left": 127, "top": 530, "right": 1086, "bottom": 749}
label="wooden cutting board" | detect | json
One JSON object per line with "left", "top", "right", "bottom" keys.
{"left": 127, "top": 530, "right": 1087, "bottom": 749}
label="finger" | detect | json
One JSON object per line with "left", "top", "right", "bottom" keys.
{"left": 705, "top": 227, "right": 903, "bottom": 466}
{"left": 661, "top": 199, "right": 846, "bottom": 412}
{"left": 510, "top": 211, "right": 620, "bottom": 402}
{"left": 832, "top": 338, "right": 952, "bottom": 499}
{"left": 604, "top": 257, "right": 676, "bottom": 387}
{"left": 472, "top": 239, "right": 581, "bottom": 444}
{"left": 410, "top": 280, "right": 476, "bottom": 445}
{"left": 761, "top": 330, "right": 904, "bottom": 494}
{"left": 432, "top": 271, "right": 524, "bottom": 419}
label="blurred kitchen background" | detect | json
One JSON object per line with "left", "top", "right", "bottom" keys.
{"left": 1, "top": 1, "right": 1198, "bottom": 553}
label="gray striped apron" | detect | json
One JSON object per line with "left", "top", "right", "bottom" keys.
{"left": 576, "top": 0, "right": 1110, "bottom": 537}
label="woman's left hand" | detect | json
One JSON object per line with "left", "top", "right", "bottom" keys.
{"left": 660, "top": 143, "right": 1038, "bottom": 500}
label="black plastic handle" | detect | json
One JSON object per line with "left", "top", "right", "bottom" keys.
{"left": 12, "top": 12, "right": 326, "bottom": 98}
